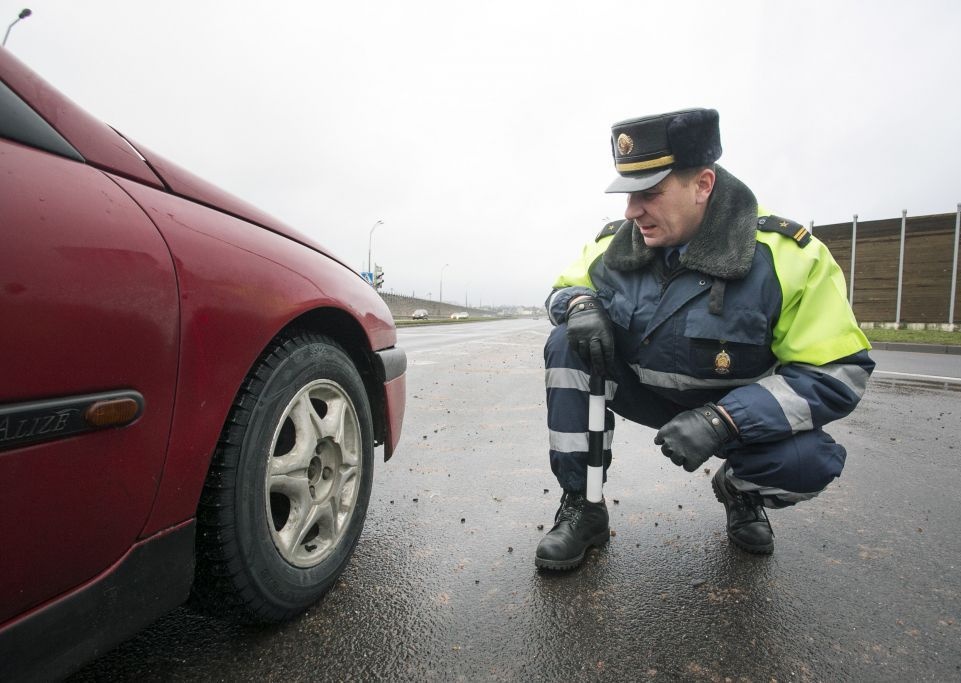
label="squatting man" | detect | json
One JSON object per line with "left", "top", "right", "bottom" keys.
{"left": 535, "top": 108, "right": 874, "bottom": 569}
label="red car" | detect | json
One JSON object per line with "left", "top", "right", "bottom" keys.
{"left": 0, "top": 48, "right": 405, "bottom": 679}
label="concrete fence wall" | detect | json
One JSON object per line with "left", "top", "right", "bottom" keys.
{"left": 377, "top": 292, "right": 494, "bottom": 319}
{"left": 813, "top": 207, "right": 960, "bottom": 327}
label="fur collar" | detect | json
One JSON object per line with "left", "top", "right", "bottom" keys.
{"left": 602, "top": 166, "right": 758, "bottom": 280}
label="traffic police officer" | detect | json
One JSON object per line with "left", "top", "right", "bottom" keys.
{"left": 536, "top": 108, "right": 875, "bottom": 569}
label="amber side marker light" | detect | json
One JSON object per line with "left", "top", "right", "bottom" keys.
{"left": 84, "top": 398, "right": 141, "bottom": 427}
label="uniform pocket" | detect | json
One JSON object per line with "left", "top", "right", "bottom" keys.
{"left": 684, "top": 308, "right": 774, "bottom": 378}
{"left": 597, "top": 288, "right": 634, "bottom": 330}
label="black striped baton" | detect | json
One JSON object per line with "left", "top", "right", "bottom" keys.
{"left": 586, "top": 370, "right": 605, "bottom": 503}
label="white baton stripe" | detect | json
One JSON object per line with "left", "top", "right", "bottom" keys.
{"left": 586, "top": 467, "right": 603, "bottom": 503}
{"left": 588, "top": 394, "right": 606, "bottom": 431}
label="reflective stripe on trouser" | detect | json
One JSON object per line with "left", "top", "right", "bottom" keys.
{"left": 545, "top": 326, "right": 617, "bottom": 492}
{"left": 720, "top": 428, "right": 845, "bottom": 506}
{"left": 544, "top": 324, "right": 846, "bottom": 506}
{"left": 723, "top": 464, "right": 822, "bottom": 509}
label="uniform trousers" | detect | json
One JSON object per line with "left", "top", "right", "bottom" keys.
{"left": 544, "top": 324, "right": 847, "bottom": 508}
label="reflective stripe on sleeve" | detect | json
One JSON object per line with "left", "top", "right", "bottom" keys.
{"left": 757, "top": 374, "right": 814, "bottom": 433}
{"left": 795, "top": 362, "right": 870, "bottom": 398}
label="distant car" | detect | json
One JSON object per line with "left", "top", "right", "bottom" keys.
{"left": 0, "top": 48, "right": 406, "bottom": 680}
{"left": 412, "top": 309, "right": 429, "bottom": 320}
{"left": 450, "top": 312, "right": 470, "bottom": 320}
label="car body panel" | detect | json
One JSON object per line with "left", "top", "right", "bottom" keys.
{"left": 125, "top": 137, "right": 338, "bottom": 259}
{"left": 0, "top": 43, "right": 407, "bottom": 675}
{"left": 0, "top": 138, "right": 179, "bottom": 623}
{"left": 112, "top": 176, "right": 401, "bottom": 534}
{"left": 0, "top": 521, "right": 195, "bottom": 682}
{"left": 0, "top": 49, "right": 165, "bottom": 189}
{"left": 117, "top": 139, "right": 398, "bottom": 353}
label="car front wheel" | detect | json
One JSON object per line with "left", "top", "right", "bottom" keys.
{"left": 192, "top": 332, "right": 374, "bottom": 624}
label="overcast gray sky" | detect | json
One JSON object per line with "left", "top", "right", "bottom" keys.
{"left": 7, "top": 1, "right": 961, "bottom": 306}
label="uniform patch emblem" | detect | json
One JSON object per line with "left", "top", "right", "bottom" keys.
{"left": 714, "top": 349, "right": 731, "bottom": 375}
{"left": 616, "top": 133, "right": 634, "bottom": 156}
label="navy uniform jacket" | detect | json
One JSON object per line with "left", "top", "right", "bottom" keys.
{"left": 546, "top": 166, "right": 874, "bottom": 446}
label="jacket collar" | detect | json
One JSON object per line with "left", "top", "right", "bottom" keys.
{"left": 602, "top": 165, "right": 758, "bottom": 280}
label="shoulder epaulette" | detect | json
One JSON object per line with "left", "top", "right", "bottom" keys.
{"left": 595, "top": 219, "right": 624, "bottom": 242}
{"left": 757, "top": 215, "right": 811, "bottom": 247}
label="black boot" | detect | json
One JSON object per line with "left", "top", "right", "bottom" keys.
{"left": 712, "top": 464, "right": 774, "bottom": 555}
{"left": 535, "top": 491, "right": 610, "bottom": 570}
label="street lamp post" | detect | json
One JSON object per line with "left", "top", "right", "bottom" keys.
{"left": 439, "top": 263, "right": 449, "bottom": 305}
{"left": 367, "top": 219, "right": 383, "bottom": 283}
{"left": 3, "top": 8, "right": 32, "bottom": 47}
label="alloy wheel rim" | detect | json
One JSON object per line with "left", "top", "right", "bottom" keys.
{"left": 264, "top": 379, "right": 362, "bottom": 568}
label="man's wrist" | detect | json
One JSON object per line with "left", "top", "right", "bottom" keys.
{"left": 567, "top": 295, "right": 598, "bottom": 315}
{"left": 567, "top": 297, "right": 601, "bottom": 319}
{"left": 568, "top": 295, "right": 594, "bottom": 308}
{"left": 711, "top": 403, "right": 738, "bottom": 435}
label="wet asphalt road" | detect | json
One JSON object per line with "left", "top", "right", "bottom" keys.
{"left": 71, "top": 319, "right": 961, "bottom": 681}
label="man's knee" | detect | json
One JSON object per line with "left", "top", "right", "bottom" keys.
{"left": 545, "top": 323, "right": 580, "bottom": 369}
{"left": 726, "top": 429, "right": 846, "bottom": 495}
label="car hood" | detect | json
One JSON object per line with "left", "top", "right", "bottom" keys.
{"left": 122, "top": 134, "right": 354, "bottom": 273}
{"left": 1, "top": 48, "right": 361, "bottom": 283}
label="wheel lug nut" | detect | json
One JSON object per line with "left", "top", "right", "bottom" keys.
{"left": 322, "top": 467, "right": 333, "bottom": 481}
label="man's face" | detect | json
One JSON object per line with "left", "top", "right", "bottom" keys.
{"left": 624, "top": 170, "right": 713, "bottom": 248}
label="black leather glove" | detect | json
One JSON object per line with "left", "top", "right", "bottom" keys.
{"left": 566, "top": 296, "right": 614, "bottom": 375}
{"left": 654, "top": 403, "right": 737, "bottom": 472}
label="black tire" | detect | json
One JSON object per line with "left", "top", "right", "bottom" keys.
{"left": 191, "top": 332, "right": 374, "bottom": 624}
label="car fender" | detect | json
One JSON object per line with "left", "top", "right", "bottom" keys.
{"left": 111, "top": 176, "right": 398, "bottom": 536}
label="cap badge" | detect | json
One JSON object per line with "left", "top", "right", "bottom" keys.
{"left": 714, "top": 349, "right": 731, "bottom": 375}
{"left": 616, "top": 133, "right": 634, "bottom": 156}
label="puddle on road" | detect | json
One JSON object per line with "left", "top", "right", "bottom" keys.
{"left": 870, "top": 376, "right": 961, "bottom": 394}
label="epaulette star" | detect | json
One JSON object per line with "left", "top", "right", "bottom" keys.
{"left": 758, "top": 215, "right": 811, "bottom": 247}
{"left": 595, "top": 219, "right": 624, "bottom": 242}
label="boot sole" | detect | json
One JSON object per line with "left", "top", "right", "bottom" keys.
{"left": 712, "top": 475, "right": 774, "bottom": 555}
{"left": 534, "top": 530, "right": 610, "bottom": 570}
